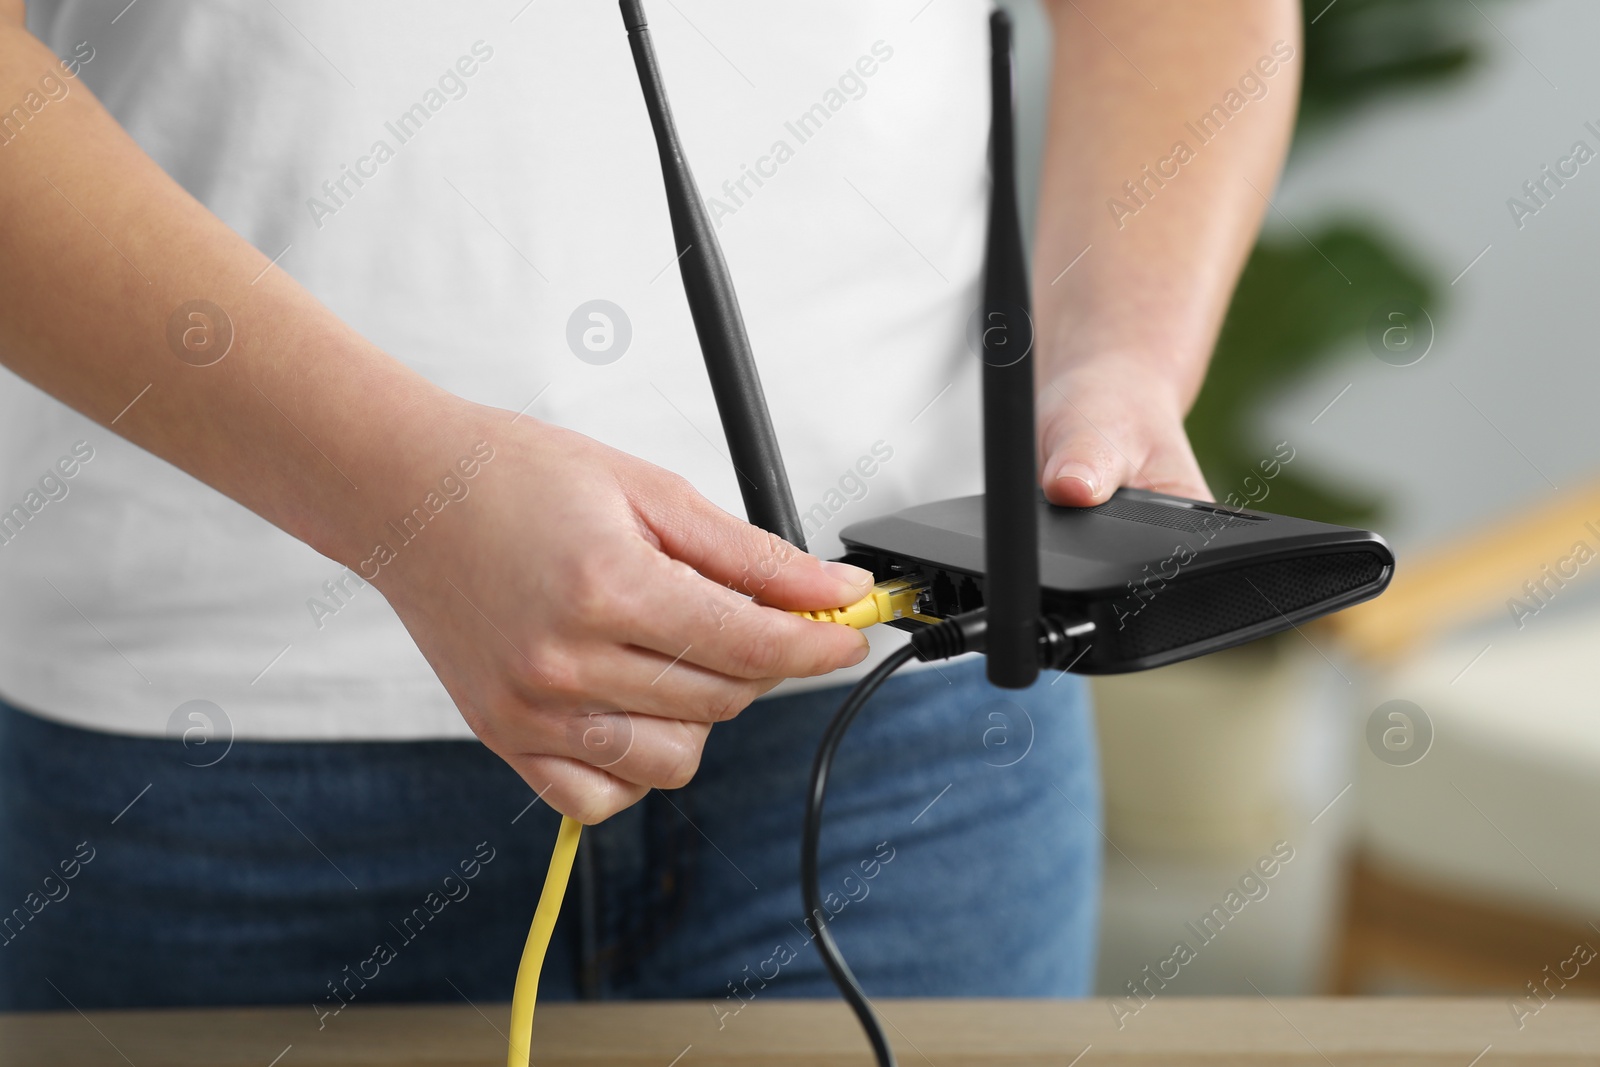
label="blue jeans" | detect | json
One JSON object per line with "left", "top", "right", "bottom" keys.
{"left": 0, "top": 659, "right": 1100, "bottom": 1012}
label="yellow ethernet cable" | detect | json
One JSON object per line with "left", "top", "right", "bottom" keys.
{"left": 507, "top": 814, "right": 582, "bottom": 1067}
{"left": 504, "top": 580, "right": 929, "bottom": 1064}
{"left": 792, "top": 577, "right": 938, "bottom": 629}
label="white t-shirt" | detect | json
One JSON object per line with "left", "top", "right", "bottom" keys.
{"left": 1, "top": 0, "right": 989, "bottom": 740}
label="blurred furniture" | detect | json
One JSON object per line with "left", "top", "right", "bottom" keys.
{"left": 1322, "top": 483, "right": 1600, "bottom": 664}
{"left": 1321, "top": 483, "right": 1600, "bottom": 994}
{"left": 4, "top": 998, "right": 1598, "bottom": 1066}
{"left": 1335, "top": 849, "right": 1600, "bottom": 995}
{"left": 1092, "top": 639, "right": 1304, "bottom": 857}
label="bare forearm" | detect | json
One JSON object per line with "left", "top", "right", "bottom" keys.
{"left": 0, "top": 8, "right": 906, "bottom": 824}
{"left": 0, "top": 21, "right": 456, "bottom": 568}
{"left": 1033, "top": 0, "right": 1300, "bottom": 409}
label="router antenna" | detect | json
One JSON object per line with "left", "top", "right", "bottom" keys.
{"left": 981, "top": 10, "right": 1041, "bottom": 688}
{"left": 619, "top": 0, "right": 808, "bottom": 550}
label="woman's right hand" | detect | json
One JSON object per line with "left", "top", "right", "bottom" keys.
{"left": 367, "top": 400, "right": 874, "bottom": 824}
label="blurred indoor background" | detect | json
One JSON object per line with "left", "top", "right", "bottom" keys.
{"left": 1002, "top": 0, "right": 1600, "bottom": 998}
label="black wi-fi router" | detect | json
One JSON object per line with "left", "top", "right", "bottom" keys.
{"left": 837, "top": 489, "right": 1393, "bottom": 673}
{"left": 620, "top": 0, "right": 1393, "bottom": 686}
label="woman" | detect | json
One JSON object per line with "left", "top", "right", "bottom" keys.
{"left": 0, "top": 0, "right": 1297, "bottom": 1010}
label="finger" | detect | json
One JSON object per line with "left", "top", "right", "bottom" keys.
{"left": 536, "top": 639, "right": 776, "bottom": 723}
{"left": 629, "top": 475, "right": 875, "bottom": 609}
{"left": 505, "top": 752, "right": 650, "bottom": 825}
{"left": 555, "top": 533, "right": 869, "bottom": 681}
{"left": 1042, "top": 425, "right": 1212, "bottom": 506}
{"left": 605, "top": 646, "right": 777, "bottom": 721}
{"left": 1039, "top": 420, "right": 1132, "bottom": 506}
{"left": 555, "top": 705, "right": 711, "bottom": 790}
{"left": 612, "top": 546, "right": 871, "bottom": 680}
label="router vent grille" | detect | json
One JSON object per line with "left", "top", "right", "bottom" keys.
{"left": 1121, "top": 551, "right": 1385, "bottom": 658}
{"left": 1089, "top": 497, "right": 1255, "bottom": 534}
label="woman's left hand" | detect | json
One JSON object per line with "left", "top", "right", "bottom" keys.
{"left": 1035, "top": 354, "right": 1212, "bottom": 508}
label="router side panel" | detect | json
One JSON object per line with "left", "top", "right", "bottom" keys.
{"left": 1071, "top": 543, "right": 1394, "bottom": 672}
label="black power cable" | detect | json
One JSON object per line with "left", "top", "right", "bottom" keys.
{"left": 802, "top": 610, "right": 1094, "bottom": 1066}
{"left": 801, "top": 643, "right": 918, "bottom": 1067}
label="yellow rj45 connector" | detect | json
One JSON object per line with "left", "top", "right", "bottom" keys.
{"left": 792, "top": 577, "right": 938, "bottom": 629}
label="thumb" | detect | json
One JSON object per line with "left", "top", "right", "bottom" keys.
{"left": 635, "top": 479, "right": 875, "bottom": 609}
{"left": 1040, "top": 422, "right": 1128, "bottom": 507}
{"left": 1040, "top": 422, "right": 1213, "bottom": 506}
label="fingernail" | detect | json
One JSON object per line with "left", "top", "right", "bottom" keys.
{"left": 820, "top": 560, "right": 874, "bottom": 592}
{"left": 1053, "top": 462, "right": 1099, "bottom": 497}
